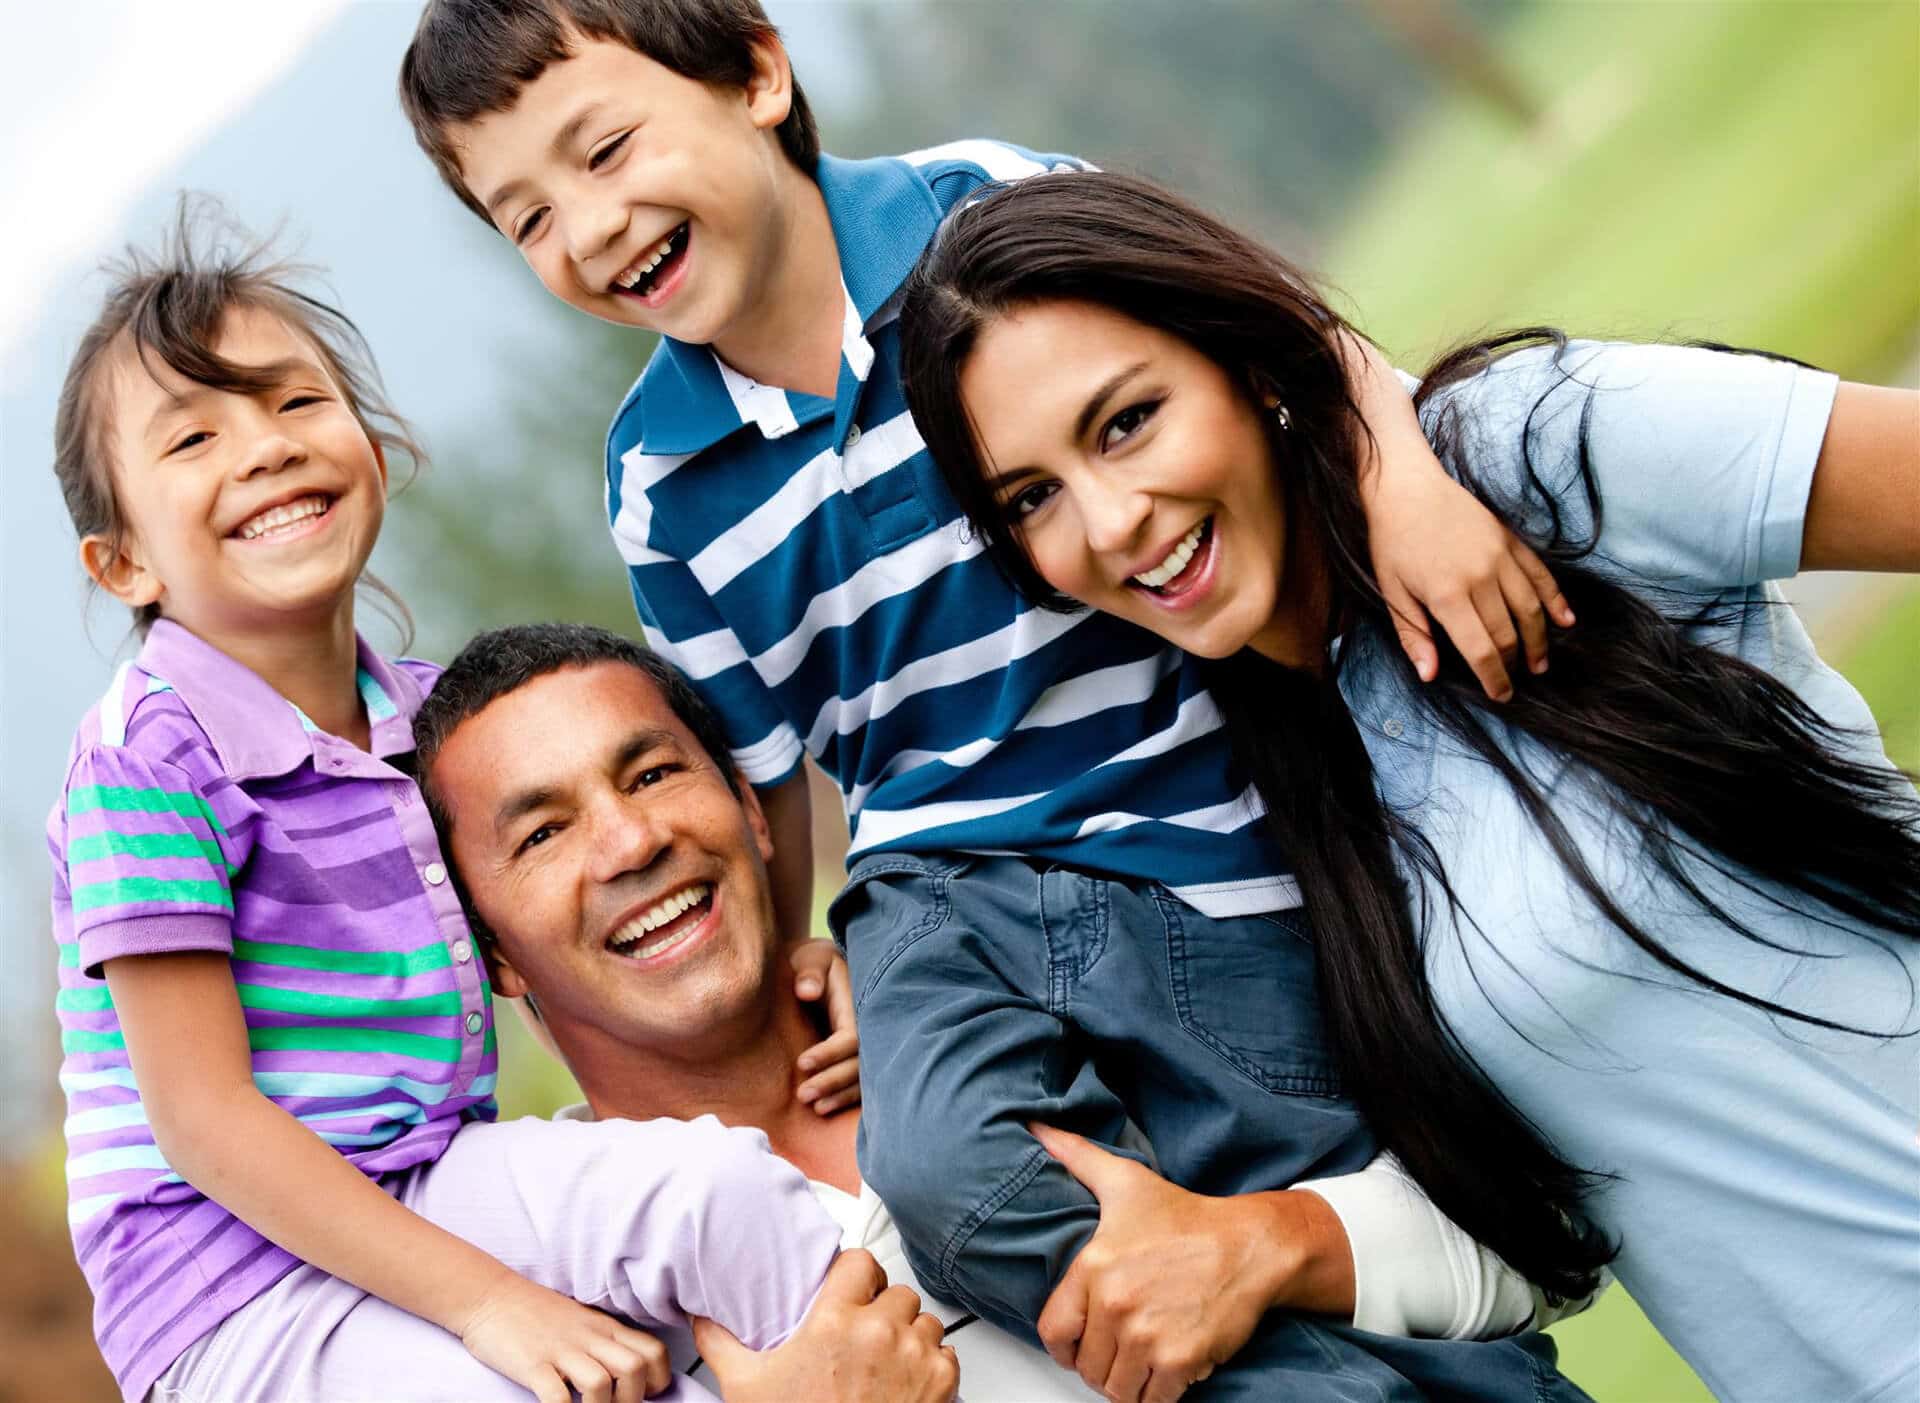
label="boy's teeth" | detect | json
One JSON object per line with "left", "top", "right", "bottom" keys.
{"left": 1133, "top": 520, "right": 1207, "bottom": 588}
{"left": 236, "top": 495, "right": 328, "bottom": 540}
{"left": 607, "top": 882, "right": 711, "bottom": 954}
{"left": 614, "top": 229, "right": 681, "bottom": 291}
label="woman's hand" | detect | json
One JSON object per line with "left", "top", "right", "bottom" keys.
{"left": 1031, "top": 1124, "right": 1348, "bottom": 1403}
{"left": 458, "top": 1270, "right": 672, "bottom": 1403}
{"left": 693, "top": 1250, "right": 958, "bottom": 1402}
{"left": 791, "top": 939, "right": 861, "bottom": 1113}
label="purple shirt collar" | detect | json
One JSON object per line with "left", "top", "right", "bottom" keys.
{"left": 135, "top": 620, "right": 425, "bottom": 780}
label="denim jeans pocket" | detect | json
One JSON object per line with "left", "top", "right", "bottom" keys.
{"left": 829, "top": 853, "right": 964, "bottom": 1011}
{"left": 1159, "top": 897, "right": 1344, "bottom": 1097}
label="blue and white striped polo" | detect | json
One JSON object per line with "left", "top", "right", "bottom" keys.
{"left": 605, "top": 141, "right": 1299, "bottom": 917}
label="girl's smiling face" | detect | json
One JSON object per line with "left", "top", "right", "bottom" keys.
{"left": 86, "top": 304, "right": 388, "bottom": 646}
{"left": 960, "top": 299, "right": 1307, "bottom": 664}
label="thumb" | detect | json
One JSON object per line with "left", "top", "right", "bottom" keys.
{"left": 690, "top": 1315, "right": 748, "bottom": 1374}
{"left": 1028, "top": 1122, "right": 1140, "bottom": 1202}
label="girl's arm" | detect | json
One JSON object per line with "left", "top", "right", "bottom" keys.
{"left": 1801, "top": 382, "right": 1920, "bottom": 572}
{"left": 1344, "top": 333, "right": 1575, "bottom": 703}
{"left": 106, "top": 951, "right": 670, "bottom": 1403}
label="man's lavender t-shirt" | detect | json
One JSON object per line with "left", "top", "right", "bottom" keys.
{"left": 49, "top": 621, "right": 496, "bottom": 1401}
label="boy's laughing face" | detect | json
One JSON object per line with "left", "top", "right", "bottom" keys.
{"left": 451, "top": 35, "right": 798, "bottom": 348}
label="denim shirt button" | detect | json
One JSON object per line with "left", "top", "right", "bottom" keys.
{"left": 1383, "top": 717, "right": 1406, "bottom": 739}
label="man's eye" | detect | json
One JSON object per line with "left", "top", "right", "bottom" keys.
{"left": 514, "top": 208, "right": 548, "bottom": 244}
{"left": 1006, "top": 481, "right": 1058, "bottom": 520}
{"left": 588, "top": 132, "right": 630, "bottom": 171}
{"left": 1099, "top": 401, "right": 1158, "bottom": 452}
{"left": 515, "top": 823, "right": 557, "bottom": 855}
{"left": 632, "top": 765, "right": 674, "bottom": 789}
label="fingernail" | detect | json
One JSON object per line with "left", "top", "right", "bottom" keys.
{"left": 798, "top": 1086, "right": 816, "bottom": 1102}
{"left": 1531, "top": 657, "right": 1548, "bottom": 675}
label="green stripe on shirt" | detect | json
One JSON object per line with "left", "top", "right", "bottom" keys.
{"left": 234, "top": 984, "right": 463, "bottom": 1020}
{"left": 69, "top": 830, "right": 234, "bottom": 872}
{"left": 230, "top": 938, "right": 452, "bottom": 977}
{"left": 66, "top": 784, "right": 229, "bottom": 836}
{"left": 61, "top": 1024, "right": 485, "bottom": 1063}
{"left": 70, "top": 876, "right": 232, "bottom": 913}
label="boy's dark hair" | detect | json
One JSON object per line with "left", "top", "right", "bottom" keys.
{"left": 414, "top": 621, "right": 743, "bottom": 847}
{"left": 399, "top": 0, "right": 820, "bottom": 227}
{"left": 54, "top": 193, "right": 420, "bottom": 639}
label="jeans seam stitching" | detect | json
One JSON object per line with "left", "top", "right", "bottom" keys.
{"left": 933, "top": 1144, "right": 1056, "bottom": 1296}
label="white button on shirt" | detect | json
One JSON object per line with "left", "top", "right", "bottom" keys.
{"left": 451, "top": 940, "right": 473, "bottom": 964}
{"left": 423, "top": 862, "right": 447, "bottom": 886}
{"left": 464, "top": 1012, "right": 484, "bottom": 1036}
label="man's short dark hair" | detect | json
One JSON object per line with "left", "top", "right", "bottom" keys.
{"left": 414, "top": 622, "right": 744, "bottom": 853}
{"left": 399, "top": 0, "right": 821, "bottom": 227}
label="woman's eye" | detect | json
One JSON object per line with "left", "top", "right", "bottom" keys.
{"left": 1100, "top": 401, "right": 1158, "bottom": 452}
{"left": 514, "top": 208, "right": 548, "bottom": 245}
{"left": 588, "top": 132, "right": 630, "bottom": 171}
{"left": 1007, "top": 481, "right": 1059, "bottom": 520}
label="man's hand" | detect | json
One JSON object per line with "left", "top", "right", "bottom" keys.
{"left": 1031, "top": 1124, "right": 1329, "bottom": 1403}
{"left": 693, "top": 1250, "right": 958, "bottom": 1403}
{"left": 792, "top": 940, "right": 860, "bottom": 1114}
{"left": 458, "top": 1270, "right": 672, "bottom": 1403}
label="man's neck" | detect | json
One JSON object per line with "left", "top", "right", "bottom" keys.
{"left": 573, "top": 986, "right": 861, "bottom": 1193}
{"left": 709, "top": 163, "right": 844, "bottom": 400}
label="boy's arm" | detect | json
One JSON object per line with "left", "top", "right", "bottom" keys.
{"left": 108, "top": 951, "right": 671, "bottom": 1403}
{"left": 760, "top": 769, "right": 816, "bottom": 945}
{"left": 1343, "top": 332, "right": 1574, "bottom": 702}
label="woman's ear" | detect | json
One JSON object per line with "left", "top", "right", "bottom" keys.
{"left": 80, "top": 532, "right": 163, "bottom": 611}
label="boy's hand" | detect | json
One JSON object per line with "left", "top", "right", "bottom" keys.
{"left": 1368, "top": 464, "right": 1572, "bottom": 701}
{"left": 459, "top": 1271, "right": 672, "bottom": 1403}
{"left": 693, "top": 1250, "right": 958, "bottom": 1402}
{"left": 1031, "top": 1124, "right": 1335, "bottom": 1403}
{"left": 1342, "top": 331, "right": 1574, "bottom": 701}
{"left": 792, "top": 939, "right": 860, "bottom": 1114}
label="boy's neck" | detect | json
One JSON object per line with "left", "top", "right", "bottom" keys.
{"left": 709, "top": 164, "right": 844, "bottom": 401}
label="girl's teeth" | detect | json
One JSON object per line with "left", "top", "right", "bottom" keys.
{"left": 1134, "top": 520, "right": 1207, "bottom": 588}
{"left": 237, "top": 496, "right": 328, "bottom": 540}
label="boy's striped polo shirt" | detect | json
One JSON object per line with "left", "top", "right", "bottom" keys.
{"left": 48, "top": 620, "right": 496, "bottom": 1403}
{"left": 606, "top": 141, "right": 1301, "bottom": 917}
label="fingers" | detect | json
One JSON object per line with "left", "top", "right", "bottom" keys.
{"left": 1028, "top": 1122, "right": 1138, "bottom": 1199}
{"left": 1105, "top": 1349, "right": 1152, "bottom": 1403}
{"left": 528, "top": 1366, "right": 569, "bottom": 1403}
{"left": 1511, "top": 538, "right": 1576, "bottom": 629}
{"left": 688, "top": 1315, "right": 747, "bottom": 1376}
{"left": 936, "top": 1344, "right": 961, "bottom": 1402}
{"left": 872, "top": 1281, "right": 927, "bottom": 1325}
{"left": 1498, "top": 550, "right": 1551, "bottom": 677}
{"left": 820, "top": 1247, "right": 887, "bottom": 1304}
{"left": 596, "top": 1326, "right": 672, "bottom": 1398}
{"left": 1074, "top": 1298, "right": 1120, "bottom": 1400}
{"left": 1037, "top": 1260, "right": 1089, "bottom": 1370}
{"left": 557, "top": 1353, "right": 613, "bottom": 1403}
{"left": 1426, "top": 582, "right": 1512, "bottom": 702}
{"left": 1145, "top": 1360, "right": 1213, "bottom": 1403}
{"left": 911, "top": 1309, "right": 948, "bottom": 1350}
{"left": 1380, "top": 579, "right": 1439, "bottom": 683}
{"left": 823, "top": 949, "right": 857, "bottom": 1035}
{"left": 796, "top": 1044, "right": 861, "bottom": 1114}
{"left": 790, "top": 938, "right": 837, "bottom": 1002}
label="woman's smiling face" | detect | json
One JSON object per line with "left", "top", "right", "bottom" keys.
{"left": 960, "top": 299, "right": 1297, "bottom": 662}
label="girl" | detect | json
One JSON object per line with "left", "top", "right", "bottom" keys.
{"left": 899, "top": 170, "right": 1920, "bottom": 1403}
{"left": 47, "top": 205, "right": 926, "bottom": 1403}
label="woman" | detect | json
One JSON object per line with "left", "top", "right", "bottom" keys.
{"left": 899, "top": 171, "right": 1920, "bottom": 1403}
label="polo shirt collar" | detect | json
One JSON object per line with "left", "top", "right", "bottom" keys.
{"left": 634, "top": 153, "right": 941, "bottom": 457}
{"left": 135, "top": 619, "right": 425, "bottom": 780}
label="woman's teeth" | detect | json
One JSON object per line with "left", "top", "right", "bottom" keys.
{"left": 613, "top": 226, "right": 683, "bottom": 292}
{"left": 607, "top": 882, "right": 712, "bottom": 958}
{"left": 235, "top": 495, "right": 329, "bottom": 541}
{"left": 1133, "top": 519, "right": 1208, "bottom": 589}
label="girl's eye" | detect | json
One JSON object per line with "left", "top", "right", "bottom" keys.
{"left": 1099, "top": 401, "right": 1159, "bottom": 452}
{"left": 588, "top": 132, "right": 630, "bottom": 171}
{"left": 514, "top": 208, "right": 548, "bottom": 245}
{"left": 281, "top": 394, "right": 325, "bottom": 412}
{"left": 167, "top": 431, "right": 212, "bottom": 456}
{"left": 1006, "top": 481, "right": 1059, "bottom": 520}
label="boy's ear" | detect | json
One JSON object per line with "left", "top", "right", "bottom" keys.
{"left": 80, "top": 533, "right": 163, "bottom": 611}
{"left": 742, "top": 33, "right": 795, "bottom": 133}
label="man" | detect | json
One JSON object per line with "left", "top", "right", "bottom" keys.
{"left": 414, "top": 623, "right": 1575, "bottom": 1403}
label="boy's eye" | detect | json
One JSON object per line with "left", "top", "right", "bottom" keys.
{"left": 1099, "top": 401, "right": 1159, "bottom": 452}
{"left": 514, "top": 208, "right": 548, "bottom": 245}
{"left": 1005, "top": 481, "right": 1059, "bottom": 521}
{"left": 588, "top": 132, "right": 630, "bottom": 171}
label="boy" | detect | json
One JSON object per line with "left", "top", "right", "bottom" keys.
{"left": 399, "top": 5, "right": 1582, "bottom": 1397}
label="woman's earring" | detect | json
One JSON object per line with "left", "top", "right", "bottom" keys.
{"left": 1268, "top": 399, "right": 1292, "bottom": 431}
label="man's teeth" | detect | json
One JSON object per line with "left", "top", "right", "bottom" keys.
{"left": 236, "top": 496, "right": 329, "bottom": 541}
{"left": 613, "top": 228, "right": 681, "bottom": 290}
{"left": 607, "top": 883, "right": 711, "bottom": 955}
{"left": 1133, "top": 519, "right": 1207, "bottom": 588}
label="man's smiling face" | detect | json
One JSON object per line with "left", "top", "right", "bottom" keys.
{"left": 429, "top": 660, "right": 783, "bottom": 1059}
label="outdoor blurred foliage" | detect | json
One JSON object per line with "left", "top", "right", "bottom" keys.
{"left": 9, "top": 3, "right": 1914, "bottom": 1400}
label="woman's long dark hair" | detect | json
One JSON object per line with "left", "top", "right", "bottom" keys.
{"left": 898, "top": 172, "right": 1920, "bottom": 1303}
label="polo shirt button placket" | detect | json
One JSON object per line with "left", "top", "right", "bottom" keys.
{"left": 451, "top": 939, "right": 473, "bottom": 964}
{"left": 423, "top": 862, "right": 447, "bottom": 886}
{"left": 464, "top": 1011, "right": 484, "bottom": 1036}
{"left": 844, "top": 423, "right": 863, "bottom": 449}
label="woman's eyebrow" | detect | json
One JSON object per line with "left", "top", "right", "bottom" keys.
{"left": 1073, "top": 361, "right": 1149, "bottom": 442}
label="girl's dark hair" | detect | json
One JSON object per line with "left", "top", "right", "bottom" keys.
{"left": 53, "top": 194, "right": 421, "bottom": 644}
{"left": 900, "top": 171, "right": 1920, "bottom": 1303}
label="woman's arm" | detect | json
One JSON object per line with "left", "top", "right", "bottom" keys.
{"left": 107, "top": 952, "right": 670, "bottom": 1403}
{"left": 1800, "top": 382, "right": 1920, "bottom": 572}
